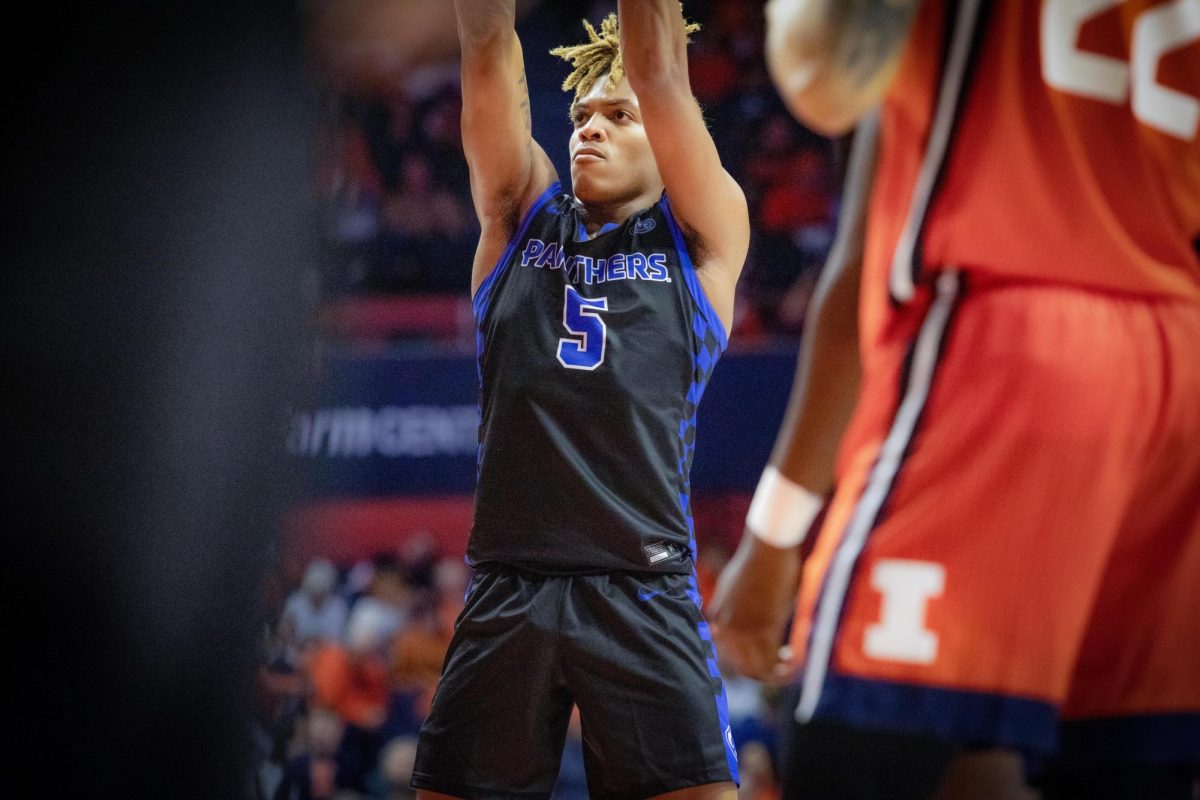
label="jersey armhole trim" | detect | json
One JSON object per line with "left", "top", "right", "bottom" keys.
{"left": 471, "top": 181, "right": 563, "bottom": 322}
{"left": 659, "top": 194, "right": 729, "bottom": 352}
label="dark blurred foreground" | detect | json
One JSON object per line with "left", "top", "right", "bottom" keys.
{"left": 5, "top": 3, "right": 310, "bottom": 796}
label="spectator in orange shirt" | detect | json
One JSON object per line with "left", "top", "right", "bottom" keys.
{"left": 309, "top": 611, "right": 390, "bottom": 730}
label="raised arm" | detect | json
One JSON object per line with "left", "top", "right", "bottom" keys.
{"left": 765, "top": 0, "right": 919, "bottom": 135}
{"left": 709, "top": 112, "right": 880, "bottom": 682}
{"left": 454, "top": 0, "right": 557, "bottom": 294}
{"left": 617, "top": 0, "right": 748, "bottom": 333}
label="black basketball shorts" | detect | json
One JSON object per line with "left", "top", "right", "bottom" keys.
{"left": 411, "top": 567, "right": 740, "bottom": 799}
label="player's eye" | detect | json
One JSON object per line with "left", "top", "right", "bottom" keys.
{"left": 614, "top": 110, "right": 630, "bottom": 121}
{"left": 571, "top": 110, "right": 588, "bottom": 125}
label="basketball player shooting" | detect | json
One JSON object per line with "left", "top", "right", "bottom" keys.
{"left": 411, "top": 2, "right": 749, "bottom": 798}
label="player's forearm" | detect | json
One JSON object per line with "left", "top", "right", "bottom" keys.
{"left": 765, "top": 0, "right": 918, "bottom": 134}
{"left": 454, "top": 0, "right": 517, "bottom": 51}
{"left": 739, "top": 258, "right": 859, "bottom": 552}
{"left": 618, "top": 0, "right": 689, "bottom": 92}
{"left": 454, "top": 0, "right": 539, "bottom": 224}
{"left": 771, "top": 270, "right": 861, "bottom": 493}
{"left": 769, "top": 110, "right": 879, "bottom": 493}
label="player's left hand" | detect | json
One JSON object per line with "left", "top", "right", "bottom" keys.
{"left": 708, "top": 531, "right": 801, "bottom": 684}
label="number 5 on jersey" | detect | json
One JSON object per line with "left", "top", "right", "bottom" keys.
{"left": 558, "top": 285, "right": 609, "bottom": 371}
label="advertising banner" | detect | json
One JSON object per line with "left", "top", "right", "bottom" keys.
{"left": 288, "top": 346, "right": 798, "bottom": 500}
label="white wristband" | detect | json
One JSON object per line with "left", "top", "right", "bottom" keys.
{"left": 746, "top": 465, "right": 823, "bottom": 548}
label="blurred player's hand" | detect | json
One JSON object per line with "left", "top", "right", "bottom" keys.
{"left": 708, "top": 531, "right": 801, "bottom": 684}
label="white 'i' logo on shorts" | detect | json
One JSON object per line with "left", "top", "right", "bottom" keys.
{"left": 863, "top": 559, "right": 945, "bottom": 664}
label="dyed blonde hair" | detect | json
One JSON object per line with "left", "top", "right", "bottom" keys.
{"left": 549, "top": 8, "right": 701, "bottom": 101}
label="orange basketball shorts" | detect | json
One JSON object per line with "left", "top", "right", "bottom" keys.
{"left": 789, "top": 271, "right": 1200, "bottom": 762}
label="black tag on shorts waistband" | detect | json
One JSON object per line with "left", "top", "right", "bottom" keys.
{"left": 643, "top": 541, "right": 685, "bottom": 565}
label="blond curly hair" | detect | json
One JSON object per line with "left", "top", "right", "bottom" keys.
{"left": 549, "top": 8, "right": 701, "bottom": 101}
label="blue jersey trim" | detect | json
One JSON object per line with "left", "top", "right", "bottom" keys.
{"left": 471, "top": 181, "right": 562, "bottom": 322}
{"left": 575, "top": 219, "right": 621, "bottom": 242}
{"left": 811, "top": 674, "right": 1059, "bottom": 757}
{"left": 686, "top": 570, "right": 741, "bottom": 785}
{"left": 659, "top": 195, "right": 729, "bottom": 352}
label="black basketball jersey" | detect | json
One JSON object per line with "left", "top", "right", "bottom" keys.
{"left": 468, "top": 182, "right": 728, "bottom": 575}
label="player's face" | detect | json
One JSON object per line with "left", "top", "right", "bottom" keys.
{"left": 568, "top": 74, "right": 662, "bottom": 207}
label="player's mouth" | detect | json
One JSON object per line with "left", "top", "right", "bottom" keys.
{"left": 573, "top": 146, "right": 605, "bottom": 163}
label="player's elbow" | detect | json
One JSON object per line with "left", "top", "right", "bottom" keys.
{"left": 765, "top": 5, "right": 876, "bottom": 136}
{"left": 458, "top": 25, "right": 518, "bottom": 75}
{"left": 781, "top": 90, "right": 861, "bottom": 137}
{"left": 624, "top": 53, "right": 688, "bottom": 99}
{"left": 766, "top": 49, "right": 861, "bottom": 136}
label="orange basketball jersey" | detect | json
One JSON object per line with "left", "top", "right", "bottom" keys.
{"left": 863, "top": 0, "right": 1200, "bottom": 348}
{"left": 787, "top": 0, "right": 1200, "bottom": 764}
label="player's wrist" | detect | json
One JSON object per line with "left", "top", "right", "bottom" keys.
{"left": 746, "top": 464, "right": 823, "bottom": 549}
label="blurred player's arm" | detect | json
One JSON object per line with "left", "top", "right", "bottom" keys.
{"left": 764, "top": 0, "right": 918, "bottom": 135}
{"left": 618, "top": 0, "right": 749, "bottom": 333}
{"left": 709, "top": 110, "right": 879, "bottom": 682}
{"left": 454, "top": 0, "right": 557, "bottom": 294}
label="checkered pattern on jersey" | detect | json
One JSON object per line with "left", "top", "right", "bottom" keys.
{"left": 676, "top": 308, "right": 724, "bottom": 563}
{"left": 675, "top": 309, "right": 740, "bottom": 782}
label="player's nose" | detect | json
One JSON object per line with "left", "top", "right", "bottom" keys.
{"left": 577, "top": 114, "right": 607, "bottom": 141}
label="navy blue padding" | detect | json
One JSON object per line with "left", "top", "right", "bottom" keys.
{"left": 813, "top": 673, "right": 1060, "bottom": 756}
{"left": 1057, "top": 713, "right": 1200, "bottom": 767}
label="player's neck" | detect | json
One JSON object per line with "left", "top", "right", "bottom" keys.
{"left": 576, "top": 187, "right": 661, "bottom": 234}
